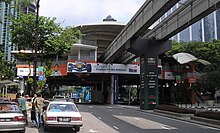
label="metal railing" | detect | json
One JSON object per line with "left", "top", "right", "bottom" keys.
{"left": 68, "top": 56, "right": 96, "bottom": 61}
{"left": 78, "top": 39, "right": 97, "bottom": 46}
{"left": 16, "top": 60, "right": 68, "bottom": 66}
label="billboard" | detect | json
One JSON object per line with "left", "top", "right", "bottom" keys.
{"left": 17, "top": 68, "right": 33, "bottom": 76}
{"left": 67, "top": 62, "right": 140, "bottom": 74}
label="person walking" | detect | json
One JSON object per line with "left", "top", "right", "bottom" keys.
{"left": 34, "top": 93, "right": 49, "bottom": 128}
{"left": 19, "top": 93, "right": 28, "bottom": 125}
{"left": 31, "top": 93, "right": 37, "bottom": 127}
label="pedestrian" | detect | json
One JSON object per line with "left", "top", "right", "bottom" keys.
{"left": 34, "top": 93, "right": 49, "bottom": 128}
{"left": 31, "top": 93, "right": 37, "bottom": 127}
{"left": 19, "top": 93, "right": 28, "bottom": 125}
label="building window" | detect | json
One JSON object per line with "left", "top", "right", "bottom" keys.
{"left": 204, "top": 13, "right": 215, "bottom": 42}
{"left": 192, "top": 21, "right": 202, "bottom": 42}
{"left": 216, "top": 9, "right": 220, "bottom": 40}
{"left": 180, "top": 27, "right": 190, "bottom": 42}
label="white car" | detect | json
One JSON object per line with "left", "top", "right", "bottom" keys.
{"left": 0, "top": 102, "right": 26, "bottom": 133}
{"left": 43, "top": 101, "right": 83, "bottom": 132}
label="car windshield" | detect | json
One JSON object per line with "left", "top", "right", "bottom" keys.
{"left": 0, "top": 103, "right": 20, "bottom": 112}
{"left": 48, "top": 103, "right": 78, "bottom": 112}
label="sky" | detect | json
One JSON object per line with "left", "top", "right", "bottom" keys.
{"left": 39, "top": 0, "right": 145, "bottom": 27}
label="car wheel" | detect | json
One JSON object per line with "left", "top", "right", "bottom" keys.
{"left": 17, "top": 130, "right": 25, "bottom": 133}
{"left": 44, "top": 126, "right": 49, "bottom": 131}
{"left": 74, "top": 127, "right": 80, "bottom": 132}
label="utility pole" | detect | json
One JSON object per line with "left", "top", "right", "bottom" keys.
{"left": 33, "top": 0, "right": 40, "bottom": 93}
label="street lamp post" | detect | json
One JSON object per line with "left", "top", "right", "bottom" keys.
{"left": 33, "top": 0, "right": 40, "bottom": 94}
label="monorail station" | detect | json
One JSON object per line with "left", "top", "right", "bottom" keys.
{"left": 10, "top": 0, "right": 220, "bottom": 110}
{"left": 13, "top": 16, "right": 141, "bottom": 105}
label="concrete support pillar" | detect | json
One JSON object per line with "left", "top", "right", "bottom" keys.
{"left": 21, "top": 78, "right": 24, "bottom": 94}
{"left": 127, "top": 38, "right": 172, "bottom": 110}
{"left": 110, "top": 75, "right": 119, "bottom": 104}
{"left": 140, "top": 55, "right": 159, "bottom": 109}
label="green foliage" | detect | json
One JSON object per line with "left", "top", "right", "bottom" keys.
{"left": 9, "top": 13, "right": 80, "bottom": 62}
{"left": 194, "top": 71, "right": 220, "bottom": 97}
{"left": 43, "top": 61, "right": 54, "bottom": 78}
{"left": 37, "top": 79, "right": 46, "bottom": 88}
{"left": 0, "top": 0, "right": 35, "bottom": 5}
{"left": 167, "top": 40, "right": 220, "bottom": 96}
{"left": 27, "top": 77, "right": 33, "bottom": 84}
{"left": 0, "top": 52, "right": 15, "bottom": 80}
{"left": 167, "top": 40, "right": 220, "bottom": 65}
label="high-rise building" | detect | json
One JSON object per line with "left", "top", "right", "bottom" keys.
{"left": 159, "top": 0, "right": 220, "bottom": 43}
{"left": 0, "top": 1, "right": 35, "bottom": 61}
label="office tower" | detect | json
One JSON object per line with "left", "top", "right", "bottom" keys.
{"left": 0, "top": 1, "right": 35, "bottom": 61}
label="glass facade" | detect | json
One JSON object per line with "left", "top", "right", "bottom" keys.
{"left": 192, "top": 21, "right": 202, "bottom": 42}
{"left": 179, "top": 27, "right": 190, "bottom": 42}
{"left": 216, "top": 10, "right": 220, "bottom": 39}
{"left": 204, "top": 13, "right": 215, "bottom": 42}
{"left": 169, "top": 4, "right": 220, "bottom": 43}
{"left": 0, "top": 1, "right": 35, "bottom": 61}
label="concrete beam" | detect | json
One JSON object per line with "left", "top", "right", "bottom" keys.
{"left": 101, "top": 0, "right": 180, "bottom": 63}
{"left": 144, "top": 0, "right": 220, "bottom": 40}
{"left": 122, "top": 0, "right": 220, "bottom": 64}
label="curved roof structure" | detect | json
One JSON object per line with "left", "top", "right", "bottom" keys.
{"left": 75, "top": 16, "right": 125, "bottom": 61}
{"left": 173, "top": 52, "right": 198, "bottom": 64}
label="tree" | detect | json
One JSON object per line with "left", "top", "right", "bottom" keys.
{"left": 166, "top": 40, "right": 220, "bottom": 98}
{"left": 0, "top": 52, "right": 15, "bottom": 81}
{"left": 10, "top": 13, "right": 80, "bottom": 62}
{"left": 194, "top": 71, "right": 220, "bottom": 98}
{"left": 9, "top": 12, "right": 81, "bottom": 93}
{"left": 167, "top": 40, "right": 220, "bottom": 66}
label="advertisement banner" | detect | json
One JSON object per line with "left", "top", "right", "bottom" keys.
{"left": 38, "top": 66, "right": 44, "bottom": 81}
{"left": 17, "top": 68, "right": 33, "bottom": 76}
{"left": 67, "top": 62, "right": 140, "bottom": 74}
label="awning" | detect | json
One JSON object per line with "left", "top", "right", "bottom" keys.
{"left": 173, "top": 52, "right": 211, "bottom": 65}
{"left": 173, "top": 52, "right": 197, "bottom": 64}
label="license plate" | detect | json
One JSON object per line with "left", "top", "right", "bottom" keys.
{"left": 0, "top": 118, "right": 11, "bottom": 122}
{"left": 58, "top": 117, "right": 70, "bottom": 122}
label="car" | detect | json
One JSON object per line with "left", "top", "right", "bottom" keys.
{"left": 52, "top": 95, "right": 66, "bottom": 99}
{"left": 52, "top": 95, "right": 67, "bottom": 101}
{"left": 42, "top": 101, "right": 83, "bottom": 132}
{"left": 0, "top": 97, "right": 11, "bottom": 102}
{"left": 0, "top": 101, "right": 26, "bottom": 133}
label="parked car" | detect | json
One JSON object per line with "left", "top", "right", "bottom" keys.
{"left": 0, "top": 97, "right": 11, "bottom": 102}
{"left": 52, "top": 95, "right": 67, "bottom": 101}
{"left": 0, "top": 101, "right": 26, "bottom": 133}
{"left": 42, "top": 101, "right": 83, "bottom": 132}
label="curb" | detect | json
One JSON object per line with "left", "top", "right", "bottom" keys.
{"left": 119, "top": 105, "right": 220, "bottom": 129}
{"left": 153, "top": 109, "right": 194, "bottom": 119}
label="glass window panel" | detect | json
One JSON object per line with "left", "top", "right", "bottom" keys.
{"left": 204, "top": 13, "right": 215, "bottom": 42}
{"left": 192, "top": 21, "right": 202, "bottom": 41}
{"left": 216, "top": 9, "right": 220, "bottom": 40}
{"left": 180, "top": 27, "right": 190, "bottom": 42}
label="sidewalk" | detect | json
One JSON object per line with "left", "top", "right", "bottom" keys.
{"left": 117, "top": 104, "right": 220, "bottom": 129}
{"left": 176, "top": 103, "right": 220, "bottom": 111}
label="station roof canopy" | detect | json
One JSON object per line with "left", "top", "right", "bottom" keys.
{"left": 75, "top": 15, "right": 126, "bottom": 60}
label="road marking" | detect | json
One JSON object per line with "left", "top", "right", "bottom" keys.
{"left": 119, "top": 113, "right": 123, "bottom": 115}
{"left": 98, "top": 117, "right": 102, "bottom": 120}
{"left": 134, "top": 118, "right": 140, "bottom": 120}
{"left": 113, "top": 126, "right": 119, "bottom": 130}
{"left": 162, "top": 126, "right": 172, "bottom": 130}
{"left": 107, "top": 106, "right": 113, "bottom": 109}
{"left": 89, "top": 106, "right": 93, "bottom": 108}
{"left": 89, "top": 129, "right": 98, "bottom": 132}
{"left": 199, "top": 125, "right": 220, "bottom": 131}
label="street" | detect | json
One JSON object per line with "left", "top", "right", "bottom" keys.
{"left": 25, "top": 104, "right": 220, "bottom": 133}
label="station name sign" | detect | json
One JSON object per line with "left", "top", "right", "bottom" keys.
{"left": 67, "top": 62, "right": 140, "bottom": 74}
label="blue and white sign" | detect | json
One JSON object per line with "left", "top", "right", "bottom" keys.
{"left": 67, "top": 62, "right": 140, "bottom": 74}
